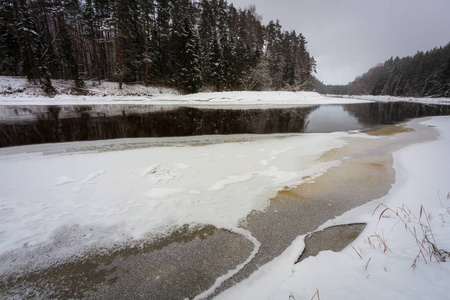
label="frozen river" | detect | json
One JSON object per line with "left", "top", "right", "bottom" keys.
{"left": 0, "top": 101, "right": 449, "bottom": 299}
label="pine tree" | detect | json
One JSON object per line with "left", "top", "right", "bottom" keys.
{"left": 177, "top": 17, "right": 202, "bottom": 93}
{"left": 282, "top": 32, "right": 296, "bottom": 88}
{"left": 207, "top": 35, "right": 224, "bottom": 91}
{"left": 0, "top": 0, "right": 22, "bottom": 75}
{"left": 55, "top": 0, "right": 84, "bottom": 89}
{"left": 59, "top": 21, "right": 84, "bottom": 89}
{"left": 9, "top": 0, "right": 58, "bottom": 94}
{"left": 265, "top": 20, "right": 283, "bottom": 89}
{"left": 220, "top": 34, "right": 236, "bottom": 89}
{"left": 199, "top": 0, "right": 214, "bottom": 42}
{"left": 140, "top": 0, "right": 156, "bottom": 85}
{"left": 155, "top": 0, "right": 173, "bottom": 81}
{"left": 15, "top": 0, "right": 40, "bottom": 81}
{"left": 114, "top": 0, "right": 146, "bottom": 86}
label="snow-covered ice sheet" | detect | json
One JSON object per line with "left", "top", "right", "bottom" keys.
{"left": 216, "top": 116, "right": 450, "bottom": 300}
{"left": 0, "top": 131, "right": 362, "bottom": 272}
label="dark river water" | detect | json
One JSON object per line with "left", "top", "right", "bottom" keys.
{"left": 0, "top": 102, "right": 449, "bottom": 147}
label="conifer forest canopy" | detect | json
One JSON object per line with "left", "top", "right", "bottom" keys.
{"left": 315, "top": 42, "right": 450, "bottom": 98}
{"left": 0, "top": 0, "right": 317, "bottom": 94}
{"left": 347, "top": 43, "right": 450, "bottom": 97}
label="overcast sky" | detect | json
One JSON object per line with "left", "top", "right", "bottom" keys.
{"left": 229, "top": 0, "right": 450, "bottom": 85}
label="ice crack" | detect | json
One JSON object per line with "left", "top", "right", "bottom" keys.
{"left": 193, "top": 227, "right": 261, "bottom": 300}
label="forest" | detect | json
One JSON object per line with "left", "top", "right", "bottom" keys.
{"left": 0, "top": 0, "right": 317, "bottom": 94}
{"left": 316, "top": 42, "right": 450, "bottom": 97}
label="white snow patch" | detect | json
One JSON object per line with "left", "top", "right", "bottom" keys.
{"left": 54, "top": 175, "right": 75, "bottom": 186}
{"left": 207, "top": 173, "right": 255, "bottom": 191}
{"left": 145, "top": 188, "right": 186, "bottom": 199}
{"left": 175, "top": 163, "right": 190, "bottom": 170}
{"left": 81, "top": 170, "right": 106, "bottom": 183}
{"left": 141, "top": 165, "right": 158, "bottom": 177}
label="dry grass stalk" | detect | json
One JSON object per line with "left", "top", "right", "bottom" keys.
{"left": 368, "top": 232, "right": 391, "bottom": 253}
{"left": 364, "top": 257, "right": 372, "bottom": 270}
{"left": 351, "top": 243, "right": 362, "bottom": 258}
{"left": 310, "top": 289, "right": 320, "bottom": 300}
{"left": 373, "top": 202, "right": 450, "bottom": 269}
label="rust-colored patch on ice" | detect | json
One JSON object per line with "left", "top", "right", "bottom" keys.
{"left": 277, "top": 188, "right": 310, "bottom": 201}
{"left": 364, "top": 124, "right": 414, "bottom": 136}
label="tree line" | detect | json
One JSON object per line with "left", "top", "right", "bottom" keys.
{"left": 316, "top": 42, "right": 450, "bottom": 97}
{"left": 313, "top": 78, "right": 348, "bottom": 95}
{"left": 0, "top": 0, "right": 316, "bottom": 94}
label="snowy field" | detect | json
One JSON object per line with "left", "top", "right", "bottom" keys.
{"left": 217, "top": 116, "right": 450, "bottom": 300}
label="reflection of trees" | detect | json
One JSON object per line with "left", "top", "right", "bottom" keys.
{"left": 6, "top": 102, "right": 450, "bottom": 147}
{"left": 344, "top": 102, "right": 450, "bottom": 126}
{"left": 0, "top": 105, "right": 319, "bottom": 147}
{"left": 123, "top": 106, "right": 318, "bottom": 137}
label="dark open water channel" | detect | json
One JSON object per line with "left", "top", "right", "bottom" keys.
{"left": 1, "top": 102, "right": 449, "bottom": 147}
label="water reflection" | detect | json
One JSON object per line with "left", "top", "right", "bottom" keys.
{"left": 0, "top": 102, "right": 449, "bottom": 147}
{"left": 344, "top": 102, "right": 450, "bottom": 126}
{"left": 304, "top": 105, "right": 363, "bottom": 133}
{"left": 0, "top": 106, "right": 315, "bottom": 147}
